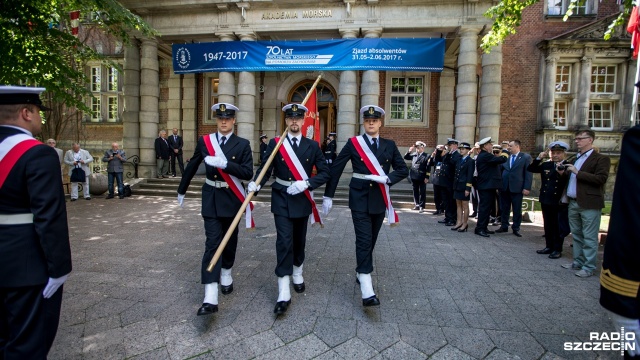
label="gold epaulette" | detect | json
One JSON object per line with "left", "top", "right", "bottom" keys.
{"left": 600, "top": 268, "right": 640, "bottom": 298}
{"left": 466, "top": 183, "right": 473, "bottom": 187}
{"left": 500, "top": 153, "right": 509, "bottom": 159}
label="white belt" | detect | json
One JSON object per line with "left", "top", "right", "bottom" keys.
{"left": 275, "top": 177, "right": 296, "bottom": 186}
{"left": 352, "top": 173, "right": 369, "bottom": 180}
{"left": 205, "top": 179, "right": 229, "bottom": 188}
{"left": 0, "top": 213, "right": 34, "bottom": 225}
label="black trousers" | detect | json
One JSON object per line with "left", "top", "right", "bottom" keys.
{"left": 477, "top": 189, "right": 497, "bottom": 232}
{"left": 202, "top": 216, "right": 238, "bottom": 284}
{"left": 558, "top": 204, "right": 570, "bottom": 239}
{"left": 471, "top": 187, "right": 479, "bottom": 212}
{"left": 443, "top": 186, "right": 456, "bottom": 223}
{"left": 351, "top": 210, "right": 385, "bottom": 274}
{"left": 0, "top": 284, "right": 63, "bottom": 360}
{"left": 433, "top": 185, "right": 445, "bottom": 211}
{"left": 541, "top": 203, "right": 563, "bottom": 251}
{"left": 274, "top": 214, "right": 308, "bottom": 277}
{"left": 500, "top": 191, "right": 524, "bottom": 231}
{"left": 170, "top": 153, "right": 184, "bottom": 176}
{"left": 411, "top": 179, "right": 426, "bottom": 208}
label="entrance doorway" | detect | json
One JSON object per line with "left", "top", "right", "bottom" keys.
{"left": 281, "top": 80, "right": 336, "bottom": 144}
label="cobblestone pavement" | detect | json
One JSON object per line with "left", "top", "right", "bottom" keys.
{"left": 50, "top": 194, "right": 617, "bottom": 360}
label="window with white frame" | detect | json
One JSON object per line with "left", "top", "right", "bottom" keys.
{"left": 205, "top": 76, "right": 220, "bottom": 124}
{"left": 86, "top": 64, "right": 122, "bottom": 123}
{"left": 386, "top": 73, "right": 428, "bottom": 125}
{"left": 555, "top": 65, "right": 571, "bottom": 93}
{"left": 588, "top": 102, "right": 613, "bottom": 130}
{"left": 547, "top": 0, "right": 595, "bottom": 15}
{"left": 553, "top": 101, "right": 568, "bottom": 129}
{"left": 590, "top": 65, "right": 616, "bottom": 94}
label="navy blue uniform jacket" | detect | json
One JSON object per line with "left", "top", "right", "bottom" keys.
{"left": 475, "top": 149, "right": 507, "bottom": 190}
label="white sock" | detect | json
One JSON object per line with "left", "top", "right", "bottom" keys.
{"left": 203, "top": 282, "right": 218, "bottom": 305}
{"left": 292, "top": 264, "right": 304, "bottom": 285}
{"left": 220, "top": 268, "right": 233, "bottom": 286}
{"left": 277, "top": 276, "right": 291, "bottom": 302}
{"left": 358, "top": 273, "right": 375, "bottom": 299}
{"left": 609, "top": 311, "right": 640, "bottom": 356}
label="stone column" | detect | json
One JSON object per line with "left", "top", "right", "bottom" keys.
{"left": 337, "top": 28, "right": 359, "bottom": 149}
{"left": 437, "top": 64, "right": 455, "bottom": 145}
{"left": 455, "top": 27, "right": 481, "bottom": 142}
{"left": 182, "top": 74, "right": 197, "bottom": 155}
{"left": 167, "top": 72, "right": 182, "bottom": 136}
{"left": 360, "top": 28, "right": 382, "bottom": 134}
{"left": 122, "top": 38, "right": 140, "bottom": 164}
{"left": 541, "top": 55, "right": 558, "bottom": 129}
{"left": 216, "top": 32, "right": 237, "bottom": 105}
{"left": 138, "top": 38, "right": 159, "bottom": 178}
{"left": 478, "top": 44, "right": 502, "bottom": 142}
{"left": 237, "top": 32, "right": 257, "bottom": 157}
{"left": 576, "top": 54, "right": 593, "bottom": 129}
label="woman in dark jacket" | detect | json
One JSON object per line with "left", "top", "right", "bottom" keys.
{"left": 451, "top": 142, "right": 475, "bottom": 232}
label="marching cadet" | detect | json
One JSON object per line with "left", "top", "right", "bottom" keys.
{"left": 451, "top": 142, "right": 475, "bottom": 232}
{"left": 0, "top": 86, "right": 72, "bottom": 358}
{"left": 324, "top": 132, "right": 337, "bottom": 164}
{"left": 527, "top": 141, "right": 569, "bottom": 259}
{"left": 248, "top": 103, "right": 330, "bottom": 315}
{"left": 437, "top": 138, "right": 461, "bottom": 226}
{"left": 474, "top": 137, "right": 508, "bottom": 237}
{"left": 322, "top": 105, "right": 408, "bottom": 307}
{"left": 177, "top": 103, "right": 254, "bottom": 316}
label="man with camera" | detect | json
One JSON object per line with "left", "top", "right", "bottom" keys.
{"left": 64, "top": 143, "right": 93, "bottom": 201}
{"left": 404, "top": 141, "right": 429, "bottom": 213}
{"left": 102, "top": 142, "right": 126, "bottom": 199}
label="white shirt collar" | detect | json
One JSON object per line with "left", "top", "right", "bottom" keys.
{"left": 288, "top": 133, "right": 302, "bottom": 143}
{"left": 0, "top": 125, "right": 32, "bottom": 137}
{"left": 365, "top": 134, "right": 379, "bottom": 144}
{"left": 218, "top": 132, "right": 233, "bottom": 141}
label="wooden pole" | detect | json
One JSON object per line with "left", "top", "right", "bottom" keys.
{"left": 207, "top": 74, "right": 323, "bottom": 272}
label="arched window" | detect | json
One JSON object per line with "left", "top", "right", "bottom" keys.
{"left": 290, "top": 82, "right": 335, "bottom": 103}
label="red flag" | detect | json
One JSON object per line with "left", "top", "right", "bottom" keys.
{"left": 628, "top": 6, "right": 639, "bottom": 59}
{"left": 70, "top": 10, "right": 80, "bottom": 36}
{"left": 302, "top": 89, "right": 320, "bottom": 143}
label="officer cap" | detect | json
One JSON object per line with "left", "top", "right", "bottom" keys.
{"left": 478, "top": 137, "right": 492, "bottom": 146}
{"left": 501, "top": 140, "right": 509, "bottom": 145}
{"left": 415, "top": 141, "right": 426, "bottom": 147}
{"left": 329, "top": 132, "right": 336, "bottom": 136}
{"left": 0, "top": 85, "right": 51, "bottom": 111}
{"left": 447, "top": 138, "right": 459, "bottom": 145}
{"left": 211, "top": 103, "right": 238, "bottom": 118}
{"left": 492, "top": 144, "right": 501, "bottom": 150}
{"left": 360, "top": 105, "right": 385, "bottom": 119}
{"left": 259, "top": 134, "right": 267, "bottom": 140}
{"left": 548, "top": 141, "right": 569, "bottom": 151}
{"left": 282, "top": 103, "right": 308, "bottom": 118}
{"left": 460, "top": 142, "right": 472, "bottom": 149}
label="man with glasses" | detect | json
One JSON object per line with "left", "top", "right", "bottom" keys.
{"left": 560, "top": 129, "right": 610, "bottom": 278}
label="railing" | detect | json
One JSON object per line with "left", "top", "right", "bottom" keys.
{"left": 521, "top": 197, "right": 537, "bottom": 212}
{"left": 91, "top": 155, "right": 139, "bottom": 179}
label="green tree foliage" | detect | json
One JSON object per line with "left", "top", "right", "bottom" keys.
{"left": 481, "top": 0, "right": 634, "bottom": 52}
{"left": 0, "top": 0, "right": 157, "bottom": 110}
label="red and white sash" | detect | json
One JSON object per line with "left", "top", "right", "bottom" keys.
{"left": 275, "top": 137, "right": 322, "bottom": 226}
{"left": 0, "top": 134, "right": 41, "bottom": 189}
{"left": 203, "top": 134, "right": 255, "bottom": 228}
{"left": 350, "top": 135, "right": 399, "bottom": 225}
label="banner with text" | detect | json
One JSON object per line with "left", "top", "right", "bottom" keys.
{"left": 172, "top": 38, "right": 444, "bottom": 74}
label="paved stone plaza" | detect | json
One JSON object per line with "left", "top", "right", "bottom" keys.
{"left": 50, "top": 194, "right": 617, "bottom": 360}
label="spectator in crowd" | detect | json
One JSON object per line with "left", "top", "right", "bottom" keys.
{"left": 599, "top": 124, "right": 640, "bottom": 357}
{"left": 469, "top": 142, "right": 480, "bottom": 218}
{"left": 404, "top": 141, "right": 429, "bottom": 213}
{"left": 155, "top": 129, "right": 171, "bottom": 178}
{"left": 561, "top": 129, "right": 610, "bottom": 278}
{"left": 102, "top": 142, "right": 126, "bottom": 199}
{"left": 474, "top": 137, "right": 507, "bottom": 237}
{"left": 259, "top": 134, "right": 268, "bottom": 163}
{"left": 168, "top": 128, "right": 184, "bottom": 177}
{"left": 527, "top": 141, "right": 570, "bottom": 258}
{"left": 490, "top": 144, "right": 506, "bottom": 225}
{"left": 438, "top": 139, "right": 461, "bottom": 226}
{"left": 495, "top": 140, "right": 533, "bottom": 238}
{"left": 46, "top": 138, "right": 63, "bottom": 165}
{"left": 64, "top": 143, "right": 93, "bottom": 201}
{"left": 451, "top": 142, "right": 474, "bottom": 232}
{"left": 324, "top": 132, "right": 337, "bottom": 164}
{"left": 428, "top": 145, "right": 446, "bottom": 215}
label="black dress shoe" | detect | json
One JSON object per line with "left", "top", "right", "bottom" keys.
{"left": 485, "top": 230, "right": 495, "bottom": 234}
{"left": 293, "top": 283, "right": 305, "bottom": 293}
{"left": 548, "top": 251, "right": 562, "bottom": 259}
{"left": 444, "top": 222, "right": 456, "bottom": 226}
{"left": 536, "top": 247, "right": 552, "bottom": 254}
{"left": 221, "top": 283, "right": 233, "bottom": 295}
{"left": 273, "top": 300, "right": 291, "bottom": 315}
{"left": 513, "top": 230, "right": 522, "bottom": 237}
{"left": 474, "top": 230, "right": 490, "bottom": 237}
{"left": 197, "top": 303, "right": 218, "bottom": 316}
{"left": 362, "top": 295, "right": 380, "bottom": 307}
{"left": 470, "top": 212, "right": 477, "bottom": 218}
{"left": 437, "top": 219, "right": 448, "bottom": 224}
{"left": 495, "top": 228, "right": 509, "bottom": 233}
{"left": 432, "top": 210, "right": 442, "bottom": 215}
{"left": 106, "top": 194, "right": 114, "bottom": 199}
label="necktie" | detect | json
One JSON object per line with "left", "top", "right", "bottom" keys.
{"left": 371, "top": 137, "right": 377, "bottom": 152}
{"left": 292, "top": 137, "right": 298, "bottom": 151}
{"left": 174, "top": 135, "right": 177, "bottom": 142}
{"left": 510, "top": 155, "right": 515, "bottom": 168}
{"left": 220, "top": 136, "right": 226, "bottom": 148}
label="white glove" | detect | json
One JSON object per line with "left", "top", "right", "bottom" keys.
{"left": 286, "top": 180, "right": 309, "bottom": 195}
{"left": 177, "top": 193, "right": 185, "bottom": 207}
{"left": 247, "top": 181, "right": 261, "bottom": 193}
{"left": 322, "top": 196, "right": 333, "bottom": 216}
{"left": 43, "top": 274, "right": 69, "bottom": 298}
{"left": 204, "top": 156, "right": 227, "bottom": 169}
{"left": 365, "top": 174, "right": 389, "bottom": 184}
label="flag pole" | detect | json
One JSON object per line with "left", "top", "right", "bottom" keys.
{"left": 206, "top": 75, "right": 323, "bottom": 272}
{"left": 632, "top": 54, "right": 640, "bottom": 125}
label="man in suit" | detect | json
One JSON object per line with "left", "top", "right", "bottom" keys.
{"left": 177, "top": 103, "right": 253, "bottom": 316}
{"left": 495, "top": 139, "right": 533, "bottom": 237}
{"left": 527, "top": 141, "right": 570, "bottom": 258}
{"left": 154, "top": 130, "right": 171, "bottom": 178}
{"left": 474, "top": 137, "right": 507, "bottom": 237}
{"left": 324, "top": 132, "right": 337, "bottom": 164}
{"left": 168, "top": 128, "right": 184, "bottom": 177}
{"left": 0, "top": 86, "right": 72, "bottom": 358}
{"left": 561, "top": 129, "right": 610, "bottom": 278}
{"left": 438, "top": 139, "right": 461, "bottom": 226}
{"left": 322, "top": 105, "right": 408, "bottom": 307}
{"left": 102, "top": 142, "right": 127, "bottom": 199}
{"left": 64, "top": 143, "right": 94, "bottom": 201}
{"left": 404, "top": 141, "right": 429, "bottom": 213}
{"left": 248, "top": 103, "right": 330, "bottom": 315}
{"left": 600, "top": 125, "right": 640, "bottom": 357}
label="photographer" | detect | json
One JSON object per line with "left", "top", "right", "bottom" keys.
{"left": 404, "top": 141, "right": 429, "bottom": 212}
{"left": 428, "top": 145, "right": 446, "bottom": 215}
{"left": 102, "top": 142, "right": 127, "bottom": 199}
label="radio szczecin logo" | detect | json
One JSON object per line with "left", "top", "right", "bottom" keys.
{"left": 564, "top": 328, "right": 636, "bottom": 354}
{"left": 176, "top": 47, "right": 191, "bottom": 69}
